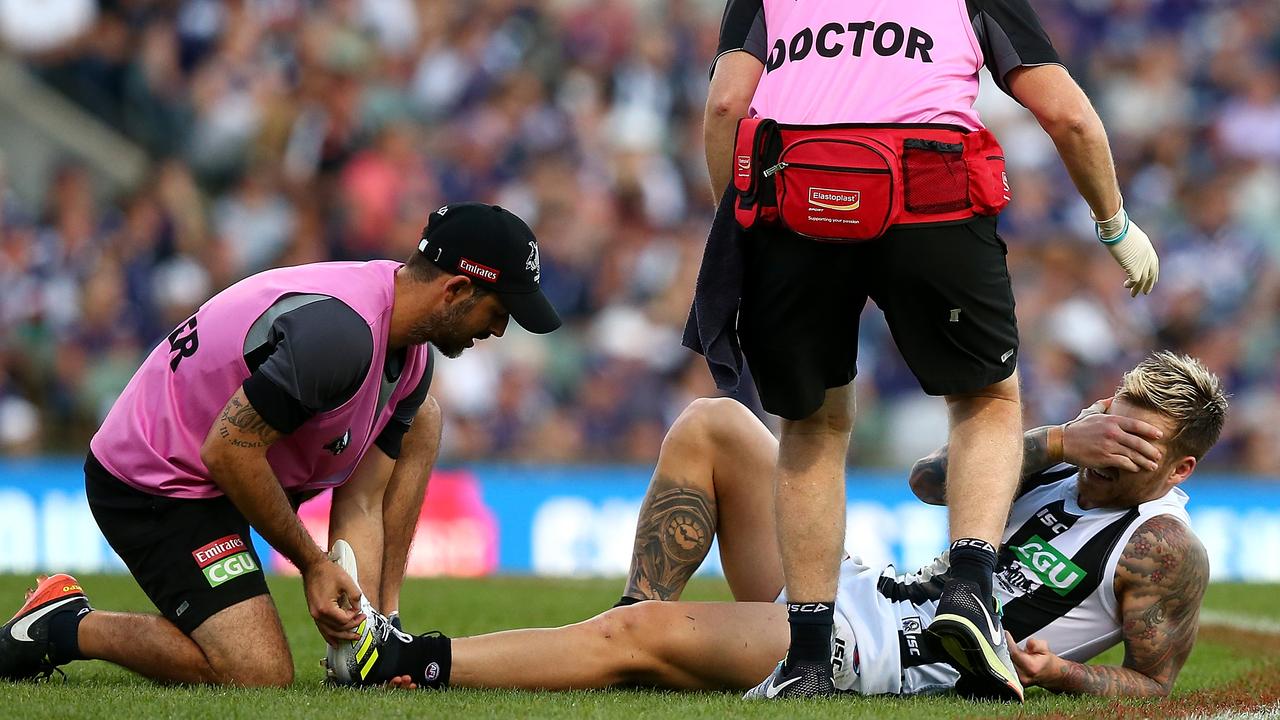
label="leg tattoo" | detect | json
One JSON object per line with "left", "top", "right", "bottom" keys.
{"left": 624, "top": 479, "right": 717, "bottom": 601}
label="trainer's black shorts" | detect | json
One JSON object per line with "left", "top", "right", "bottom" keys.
{"left": 738, "top": 215, "right": 1019, "bottom": 420}
{"left": 85, "top": 452, "right": 270, "bottom": 635}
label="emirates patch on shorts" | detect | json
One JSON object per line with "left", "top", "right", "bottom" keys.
{"left": 192, "top": 534, "right": 260, "bottom": 587}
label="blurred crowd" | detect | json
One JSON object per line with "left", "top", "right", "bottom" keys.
{"left": 1, "top": 0, "right": 1279, "bottom": 475}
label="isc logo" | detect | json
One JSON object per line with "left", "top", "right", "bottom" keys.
{"left": 1036, "top": 507, "right": 1069, "bottom": 534}
{"left": 901, "top": 616, "right": 923, "bottom": 657}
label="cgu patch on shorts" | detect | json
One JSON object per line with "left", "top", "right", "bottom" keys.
{"left": 85, "top": 452, "right": 271, "bottom": 635}
{"left": 193, "top": 535, "right": 262, "bottom": 588}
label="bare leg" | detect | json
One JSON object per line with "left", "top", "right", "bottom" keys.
{"left": 329, "top": 449, "right": 395, "bottom": 608}
{"left": 622, "top": 398, "right": 783, "bottom": 603}
{"left": 944, "top": 374, "right": 1022, "bottom": 545}
{"left": 450, "top": 601, "right": 787, "bottom": 690}
{"left": 77, "top": 595, "right": 294, "bottom": 687}
{"left": 77, "top": 612, "right": 220, "bottom": 685}
{"left": 775, "top": 384, "right": 854, "bottom": 603}
{"left": 379, "top": 397, "right": 442, "bottom": 614}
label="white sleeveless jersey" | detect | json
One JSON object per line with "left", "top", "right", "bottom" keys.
{"left": 812, "top": 465, "right": 1193, "bottom": 695}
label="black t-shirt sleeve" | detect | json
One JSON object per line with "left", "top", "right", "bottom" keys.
{"left": 968, "top": 0, "right": 1063, "bottom": 98}
{"left": 711, "top": 0, "right": 767, "bottom": 77}
{"left": 373, "top": 347, "right": 435, "bottom": 460}
{"left": 241, "top": 298, "right": 374, "bottom": 434}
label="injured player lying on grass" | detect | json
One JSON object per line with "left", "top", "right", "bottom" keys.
{"left": 330, "top": 351, "right": 1225, "bottom": 700}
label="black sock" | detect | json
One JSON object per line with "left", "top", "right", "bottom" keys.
{"left": 47, "top": 607, "right": 91, "bottom": 665}
{"left": 396, "top": 632, "right": 452, "bottom": 688}
{"left": 949, "top": 538, "right": 997, "bottom": 599}
{"left": 784, "top": 602, "right": 834, "bottom": 669}
{"left": 613, "top": 596, "right": 641, "bottom": 608}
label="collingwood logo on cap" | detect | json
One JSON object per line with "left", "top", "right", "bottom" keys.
{"left": 525, "top": 240, "right": 541, "bottom": 282}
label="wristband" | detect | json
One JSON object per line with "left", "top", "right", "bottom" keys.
{"left": 1048, "top": 425, "right": 1065, "bottom": 464}
{"left": 1096, "top": 214, "right": 1129, "bottom": 245}
{"left": 1092, "top": 200, "right": 1128, "bottom": 243}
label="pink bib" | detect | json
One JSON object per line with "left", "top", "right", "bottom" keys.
{"left": 750, "top": 0, "right": 985, "bottom": 130}
{"left": 91, "top": 261, "right": 429, "bottom": 499}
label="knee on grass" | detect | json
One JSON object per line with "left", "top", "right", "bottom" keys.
{"left": 205, "top": 648, "right": 294, "bottom": 688}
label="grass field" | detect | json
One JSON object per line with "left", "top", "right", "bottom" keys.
{"left": 1, "top": 575, "right": 1277, "bottom": 719}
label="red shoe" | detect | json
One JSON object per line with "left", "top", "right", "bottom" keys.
{"left": 0, "top": 574, "right": 92, "bottom": 681}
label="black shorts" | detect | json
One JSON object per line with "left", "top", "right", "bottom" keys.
{"left": 738, "top": 215, "right": 1019, "bottom": 420}
{"left": 85, "top": 452, "right": 270, "bottom": 635}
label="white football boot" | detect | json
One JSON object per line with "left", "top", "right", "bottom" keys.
{"left": 323, "top": 540, "right": 379, "bottom": 684}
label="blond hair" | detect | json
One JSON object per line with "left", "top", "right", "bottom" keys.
{"left": 1117, "top": 351, "right": 1228, "bottom": 461}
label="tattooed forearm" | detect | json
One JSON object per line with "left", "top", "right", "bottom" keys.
{"left": 623, "top": 478, "right": 716, "bottom": 601}
{"left": 908, "top": 426, "right": 1062, "bottom": 506}
{"left": 1044, "top": 660, "right": 1170, "bottom": 697}
{"left": 1021, "top": 426, "right": 1059, "bottom": 475}
{"left": 1110, "top": 514, "right": 1209, "bottom": 695}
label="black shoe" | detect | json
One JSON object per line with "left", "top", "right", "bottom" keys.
{"left": 743, "top": 659, "right": 836, "bottom": 699}
{"left": 927, "top": 579, "right": 1023, "bottom": 702}
{"left": 0, "top": 574, "right": 92, "bottom": 681}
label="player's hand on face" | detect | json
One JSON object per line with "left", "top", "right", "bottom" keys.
{"left": 1062, "top": 404, "right": 1163, "bottom": 473}
{"left": 1069, "top": 397, "right": 1111, "bottom": 423}
{"left": 302, "top": 558, "right": 365, "bottom": 646}
{"left": 1007, "top": 632, "right": 1059, "bottom": 687}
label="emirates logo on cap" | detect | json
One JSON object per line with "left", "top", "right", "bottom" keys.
{"left": 458, "top": 257, "right": 500, "bottom": 282}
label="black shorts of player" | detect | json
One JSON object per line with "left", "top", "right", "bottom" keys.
{"left": 738, "top": 215, "right": 1019, "bottom": 420}
{"left": 84, "top": 451, "right": 270, "bottom": 636}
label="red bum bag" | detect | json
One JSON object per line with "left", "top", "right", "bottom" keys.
{"left": 732, "top": 118, "right": 1010, "bottom": 242}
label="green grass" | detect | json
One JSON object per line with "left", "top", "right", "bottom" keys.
{"left": 1, "top": 575, "right": 1277, "bottom": 719}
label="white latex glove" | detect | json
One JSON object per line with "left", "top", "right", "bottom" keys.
{"left": 1094, "top": 204, "right": 1159, "bottom": 297}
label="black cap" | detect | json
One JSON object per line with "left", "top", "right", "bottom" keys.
{"left": 417, "top": 203, "right": 561, "bottom": 334}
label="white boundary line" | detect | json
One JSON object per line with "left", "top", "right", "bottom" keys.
{"left": 1199, "top": 610, "right": 1280, "bottom": 636}
{"left": 1186, "top": 611, "right": 1280, "bottom": 720}
{"left": 1182, "top": 703, "right": 1280, "bottom": 720}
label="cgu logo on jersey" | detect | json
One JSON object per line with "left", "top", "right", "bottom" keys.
{"left": 192, "top": 534, "right": 260, "bottom": 587}
{"left": 1012, "top": 535, "right": 1086, "bottom": 597}
{"left": 809, "top": 187, "right": 861, "bottom": 212}
{"left": 325, "top": 429, "right": 351, "bottom": 456}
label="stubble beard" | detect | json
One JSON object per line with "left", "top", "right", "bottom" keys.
{"left": 407, "top": 295, "right": 483, "bottom": 358}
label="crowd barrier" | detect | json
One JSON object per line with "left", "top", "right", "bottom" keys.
{"left": 1, "top": 460, "right": 1277, "bottom": 581}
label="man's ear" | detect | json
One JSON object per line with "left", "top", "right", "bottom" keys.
{"left": 1167, "top": 455, "right": 1196, "bottom": 487}
{"left": 441, "top": 274, "right": 473, "bottom": 303}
